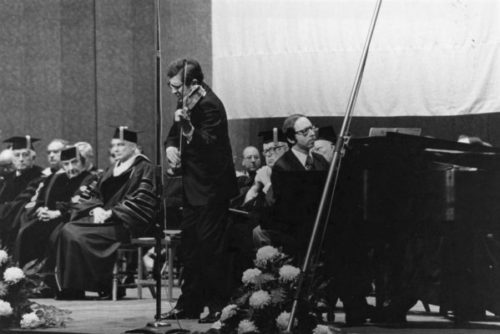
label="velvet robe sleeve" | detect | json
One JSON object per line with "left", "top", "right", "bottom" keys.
{"left": 110, "top": 161, "right": 157, "bottom": 236}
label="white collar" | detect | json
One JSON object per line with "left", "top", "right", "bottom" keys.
{"left": 291, "top": 147, "right": 312, "bottom": 168}
{"left": 113, "top": 154, "right": 139, "bottom": 177}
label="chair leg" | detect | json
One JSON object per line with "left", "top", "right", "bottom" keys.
{"left": 112, "top": 261, "right": 119, "bottom": 301}
{"left": 137, "top": 247, "right": 143, "bottom": 299}
{"left": 167, "top": 241, "right": 174, "bottom": 301}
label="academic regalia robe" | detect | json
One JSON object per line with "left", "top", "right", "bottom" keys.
{"left": 54, "top": 155, "right": 156, "bottom": 292}
{"left": 0, "top": 165, "right": 43, "bottom": 249}
{"left": 15, "top": 170, "right": 96, "bottom": 267}
{"left": 0, "top": 165, "right": 43, "bottom": 204}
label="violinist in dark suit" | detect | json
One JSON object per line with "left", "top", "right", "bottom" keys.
{"left": 164, "top": 58, "right": 238, "bottom": 323}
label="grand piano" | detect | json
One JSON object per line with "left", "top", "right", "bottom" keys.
{"left": 330, "top": 132, "right": 500, "bottom": 321}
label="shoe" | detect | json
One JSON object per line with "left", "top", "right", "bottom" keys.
{"left": 161, "top": 308, "right": 198, "bottom": 320}
{"left": 198, "top": 311, "right": 221, "bottom": 324}
{"left": 97, "top": 287, "right": 126, "bottom": 300}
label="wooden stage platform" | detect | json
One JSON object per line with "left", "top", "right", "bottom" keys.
{"left": 2, "top": 288, "right": 500, "bottom": 334}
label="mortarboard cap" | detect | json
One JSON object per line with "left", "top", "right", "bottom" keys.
{"left": 316, "top": 126, "right": 337, "bottom": 142}
{"left": 3, "top": 136, "right": 40, "bottom": 150}
{"left": 112, "top": 126, "right": 138, "bottom": 143}
{"left": 258, "top": 128, "right": 287, "bottom": 145}
{"left": 60, "top": 146, "right": 78, "bottom": 161}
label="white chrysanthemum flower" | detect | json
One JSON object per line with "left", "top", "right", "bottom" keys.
{"left": 275, "top": 311, "right": 291, "bottom": 330}
{"left": 3, "top": 267, "right": 25, "bottom": 283}
{"left": 0, "top": 300, "right": 13, "bottom": 316}
{"left": 20, "top": 312, "right": 42, "bottom": 329}
{"left": 0, "top": 282, "right": 8, "bottom": 297}
{"left": 249, "top": 290, "right": 271, "bottom": 309}
{"left": 0, "top": 250, "right": 8, "bottom": 265}
{"left": 220, "top": 304, "right": 238, "bottom": 322}
{"left": 279, "top": 265, "right": 300, "bottom": 282}
{"left": 242, "top": 268, "right": 262, "bottom": 285}
{"left": 255, "top": 246, "right": 279, "bottom": 267}
{"left": 237, "top": 319, "right": 257, "bottom": 333}
{"left": 313, "top": 324, "right": 334, "bottom": 334}
{"left": 211, "top": 320, "right": 222, "bottom": 330}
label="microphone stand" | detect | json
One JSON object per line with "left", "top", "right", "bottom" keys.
{"left": 126, "top": 0, "right": 172, "bottom": 332}
{"left": 286, "top": 0, "right": 383, "bottom": 331}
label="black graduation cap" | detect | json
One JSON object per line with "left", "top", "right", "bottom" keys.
{"left": 258, "top": 128, "right": 287, "bottom": 144}
{"left": 60, "top": 146, "right": 78, "bottom": 161}
{"left": 3, "top": 136, "right": 40, "bottom": 150}
{"left": 112, "top": 126, "right": 138, "bottom": 143}
{"left": 316, "top": 126, "right": 337, "bottom": 142}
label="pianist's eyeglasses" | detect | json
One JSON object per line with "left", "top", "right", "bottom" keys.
{"left": 295, "top": 125, "right": 318, "bottom": 137}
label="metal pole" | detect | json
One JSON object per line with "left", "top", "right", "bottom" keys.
{"left": 153, "top": 0, "right": 165, "bottom": 323}
{"left": 286, "top": 0, "right": 383, "bottom": 331}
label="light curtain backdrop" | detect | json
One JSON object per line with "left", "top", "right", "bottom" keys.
{"left": 213, "top": 0, "right": 500, "bottom": 119}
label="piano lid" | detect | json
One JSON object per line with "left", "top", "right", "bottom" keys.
{"left": 347, "top": 132, "right": 500, "bottom": 170}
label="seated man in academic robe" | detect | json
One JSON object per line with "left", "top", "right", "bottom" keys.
{"left": 41, "top": 138, "right": 68, "bottom": 177}
{"left": 53, "top": 127, "right": 156, "bottom": 300}
{"left": 0, "top": 136, "right": 44, "bottom": 250}
{"left": 15, "top": 145, "right": 97, "bottom": 269}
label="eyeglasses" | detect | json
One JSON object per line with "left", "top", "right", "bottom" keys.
{"left": 263, "top": 145, "right": 287, "bottom": 156}
{"left": 295, "top": 125, "right": 318, "bottom": 136}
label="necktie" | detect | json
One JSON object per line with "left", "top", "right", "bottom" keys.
{"left": 305, "top": 155, "right": 314, "bottom": 170}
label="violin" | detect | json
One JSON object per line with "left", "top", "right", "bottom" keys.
{"left": 172, "top": 60, "right": 207, "bottom": 173}
{"left": 176, "top": 84, "right": 207, "bottom": 121}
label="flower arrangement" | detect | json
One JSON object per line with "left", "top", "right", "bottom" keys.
{"left": 215, "top": 246, "right": 323, "bottom": 334}
{"left": 0, "top": 249, "right": 71, "bottom": 329}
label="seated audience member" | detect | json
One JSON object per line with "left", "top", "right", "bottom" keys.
{"left": 236, "top": 146, "right": 261, "bottom": 188}
{"left": 42, "top": 139, "right": 69, "bottom": 176}
{"left": 0, "top": 136, "right": 43, "bottom": 204}
{"left": 230, "top": 146, "right": 262, "bottom": 208}
{"left": 243, "top": 128, "right": 288, "bottom": 207}
{"left": 0, "top": 149, "right": 15, "bottom": 175}
{"left": 0, "top": 136, "right": 43, "bottom": 249}
{"left": 238, "top": 129, "right": 288, "bottom": 248}
{"left": 53, "top": 127, "right": 156, "bottom": 300}
{"left": 312, "top": 126, "right": 337, "bottom": 163}
{"left": 74, "top": 141, "right": 97, "bottom": 172}
{"left": 0, "top": 149, "right": 15, "bottom": 194}
{"left": 15, "top": 145, "right": 97, "bottom": 270}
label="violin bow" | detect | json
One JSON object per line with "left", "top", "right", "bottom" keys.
{"left": 178, "top": 59, "right": 188, "bottom": 158}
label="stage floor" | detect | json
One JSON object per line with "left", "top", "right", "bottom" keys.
{"left": 2, "top": 288, "right": 500, "bottom": 334}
